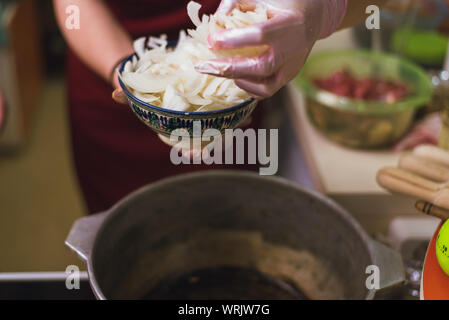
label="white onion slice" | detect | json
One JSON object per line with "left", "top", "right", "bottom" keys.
{"left": 203, "top": 77, "right": 226, "bottom": 97}
{"left": 124, "top": 73, "right": 177, "bottom": 94}
{"left": 134, "top": 92, "right": 160, "bottom": 104}
{"left": 187, "top": 96, "right": 213, "bottom": 106}
{"left": 162, "top": 85, "right": 190, "bottom": 111}
{"left": 187, "top": 1, "right": 202, "bottom": 27}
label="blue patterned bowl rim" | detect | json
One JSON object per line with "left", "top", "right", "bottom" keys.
{"left": 118, "top": 52, "right": 255, "bottom": 116}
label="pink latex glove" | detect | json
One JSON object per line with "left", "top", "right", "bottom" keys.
{"left": 195, "top": 0, "right": 348, "bottom": 99}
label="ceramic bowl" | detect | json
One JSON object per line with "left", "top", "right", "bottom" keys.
{"left": 118, "top": 53, "right": 257, "bottom": 141}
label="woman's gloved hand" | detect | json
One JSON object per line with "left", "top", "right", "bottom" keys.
{"left": 196, "top": 0, "right": 348, "bottom": 99}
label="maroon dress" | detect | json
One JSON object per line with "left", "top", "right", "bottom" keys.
{"left": 66, "top": 0, "right": 260, "bottom": 214}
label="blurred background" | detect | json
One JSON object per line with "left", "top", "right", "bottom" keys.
{"left": 1, "top": 0, "right": 449, "bottom": 276}
{"left": 0, "top": 0, "right": 85, "bottom": 271}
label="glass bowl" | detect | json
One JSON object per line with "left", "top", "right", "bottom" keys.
{"left": 295, "top": 49, "right": 433, "bottom": 149}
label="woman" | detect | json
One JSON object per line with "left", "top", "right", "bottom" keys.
{"left": 54, "top": 0, "right": 385, "bottom": 214}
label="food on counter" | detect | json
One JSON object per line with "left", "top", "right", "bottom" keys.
{"left": 120, "top": 1, "right": 269, "bottom": 112}
{"left": 308, "top": 70, "right": 412, "bottom": 148}
{"left": 313, "top": 69, "right": 409, "bottom": 103}
{"left": 437, "top": 220, "right": 449, "bottom": 276}
{"left": 297, "top": 50, "right": 433, "bottom": 149}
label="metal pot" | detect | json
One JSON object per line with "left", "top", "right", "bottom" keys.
{"left": 66, "top": 171, "right": 405, "bottom": 300}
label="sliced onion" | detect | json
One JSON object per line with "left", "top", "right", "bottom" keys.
{"left": 162, "top": 85, "right": 190, "bottom": 111}
{"left": 120, "top": 1, "right": 270, "bottom": 112}
{"left": 186, "top": 96, "right": 213, "bottom": 106}
{"left": 203, "top": 77, "right": 226, "bottom": 97}
{"left": 133, "top": 37, "right": 147, "bottom": 58}
{"left": 134, "top": 92, "right": 160, "bottom": 104}
{"left": 124, "top": 73, "right": 177, "bottom": 93}
{"left": 187, "top": 1, "right": 202, "bottom": 27}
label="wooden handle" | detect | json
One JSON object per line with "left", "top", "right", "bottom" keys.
{"left": 377, "top": 167, "right": 441, "bottom": 192}
{"left": 399, "top": 154, "right": 449, "bottom": 183}
{"left": 415, "top": 200, "right": 449, "bottom": 221}
{"left": 377, "top": 168, "right": 438, "bottom": 202}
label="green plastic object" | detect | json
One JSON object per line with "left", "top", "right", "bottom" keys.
{"left": 392, "top": 27, "right": 448, "bottom": 66}
{"left": 436, "top": 220, "right": 449, "bottom": 277}
{"left": 296, "top": 49, "right": 433, "bottom": 149}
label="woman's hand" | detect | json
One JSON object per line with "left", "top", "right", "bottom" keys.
{"left": 195, "top": 0, "right": 348, "bottom": 99}
{"left": 112, "top": 70, "right": 128, "bottom": 104}
{"left": 112, "top": 88, "right": 127, "bottom": 104}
